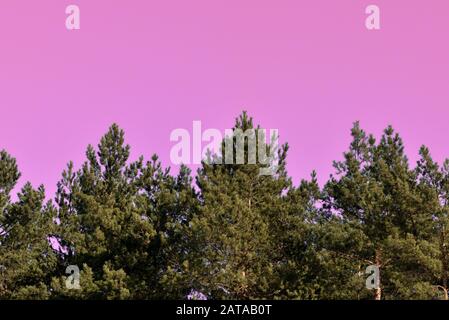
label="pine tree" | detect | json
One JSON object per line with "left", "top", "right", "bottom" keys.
{"left": 185, "top": 112, "right": 319, "bottom": 299}
{"left": 52, "top": 124, "right": 155, "bottom": 298}
{"left": 322, "top": 123, "right": 440, "bottom": 299}
{"left": 413, "top": 146, "right": 449, "bottom": 299}
{"left": 132, "top": 157, "right": 198, "bottom": 299}
{"left": 3, "top": 116, "right": 449, "bottom": 300}
{"left": 0, "top": 150, "right": 58, "bottom": 299}
{"left": 52, "top": 124, "right": 197, "bottom": 299}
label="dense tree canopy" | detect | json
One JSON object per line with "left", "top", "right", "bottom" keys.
{"left": 0, "top": 113, "right": 448, "bottom": 300}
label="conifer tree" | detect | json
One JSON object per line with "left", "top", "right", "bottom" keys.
{"left": 52, "top": 125, "right": 156, "bottom": 298}
{"left": 3, "top": 115, "right": 449, "bottom": 300}
{"left": 0, "top": 151, "right": 58, "bottom": 299}
{"left": 413, "top": 146, "right": 449, "bottom": 299}
{"left": 185, "top": 112, "right": 319, "bottom": 299}
{"left": 322, "top": 123, "right": 440, "bottom": 299}
{"left": 52, "top": 124, "right": 197, "bottom": 299}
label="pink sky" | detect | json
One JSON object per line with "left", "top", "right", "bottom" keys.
{"left": 1, "top": 0, "right": 449, "bottom": 197}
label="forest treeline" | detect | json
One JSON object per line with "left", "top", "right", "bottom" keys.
{"left": 1, "top": 112, "right": 449, "bottom": 300}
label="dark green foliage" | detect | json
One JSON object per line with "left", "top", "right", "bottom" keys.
{"left": 1, "top": 115, "right": 449, "bottom": 300}
{"left": 51, "top": 124, "right": 197, "bottom": 299}
{"left": 321, "top": 123, "right": 446, "bottom": 299}
{"left": 0, "top": 151, "right": 58, "bottom": 299}
{"left": 185, "top": 113, "right": 307, "bottom": 299}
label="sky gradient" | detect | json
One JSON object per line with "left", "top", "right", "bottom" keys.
{"left": 1, "top": 0, "right": 449, "bottom": 196}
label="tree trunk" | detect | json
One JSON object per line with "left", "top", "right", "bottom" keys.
{"left": 374, "top": 249, "right": 381, "bottom": 300}
{"left": 440, "top": 226, "right": 448, "bottom": 290}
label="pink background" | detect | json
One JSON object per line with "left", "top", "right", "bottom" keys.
{"left": 1, "top": 0, "right": 449, "bottom": 196}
